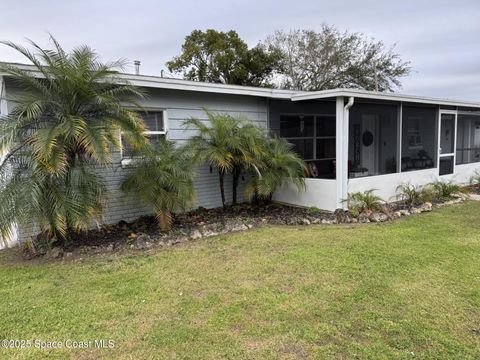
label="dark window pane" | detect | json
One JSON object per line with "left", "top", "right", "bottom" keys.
{"left": 287, "top": 139, "right": 314, "bottom": 160}
{"left": 440, "top": 114, "right": 455, "bottom": 154}
{"left": 316, "top": 116, "right": 335, "bottom": 137}
{"left": 401, "top": 106, "right": 436, "bottom": 172}
{"left": 439, "top": 156, "right": 454, "bottom": 175}
{"left": 316, "top": 138, "right": 336, "bottom": 159}
{"left": 280, "top": 115, "right": 314, "bottom": 138}
{"left": 140, "top": 111, "right": 164, "bottom": 132}
{"left": 456, "top": 114, "right": 480, "bottom": 165}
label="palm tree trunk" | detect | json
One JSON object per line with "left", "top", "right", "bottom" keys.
{"left": 156, "top": 210, "right": 172, "bottom": 232}
{"left": 219, "top": 171, "right": 226, "bottom": 207}
{"left": 232, "top": 167, "right": 240, "bottom": 205}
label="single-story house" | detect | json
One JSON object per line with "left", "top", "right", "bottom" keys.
{"left": 1, "top": 63, "right": 480, "bottom": 246}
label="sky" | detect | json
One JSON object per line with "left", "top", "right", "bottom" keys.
{"left": 1, "top": 0, "right": 480, "bottom": 100}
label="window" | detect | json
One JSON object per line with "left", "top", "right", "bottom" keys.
{"left": 401, "top": 106, "right": 436, "bottom": 172}
{"left": 348, "top": 103, "right": 398, "bottom": 178}
{"left": 279, "top": 114, "right": 336, "bottom": 178}
{"left": 456, "top": 114, "right": 480, "bottom": 165}
{"left": 122, "top": 110, "right": 166, "bottom": 157}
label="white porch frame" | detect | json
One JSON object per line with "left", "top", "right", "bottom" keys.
{"left": 438, "top": 109, "right": 458, "bottom": 176}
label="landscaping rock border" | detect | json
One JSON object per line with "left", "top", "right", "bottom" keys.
{"left": 21, "top": 192, "right": 480, "bottom": 261}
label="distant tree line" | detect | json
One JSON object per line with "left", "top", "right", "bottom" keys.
{"left": 167, "top": 25, "right": 411, "bottom": 92}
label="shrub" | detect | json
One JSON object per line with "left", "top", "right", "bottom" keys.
{"left": 430, "top": 180, "right": 466, "bottom": 200}
{"left": 396, "top": 183, "right": 433, "bottom": 207}
{"left": 306, "top": 207, "right": 322, "bottom": 216}
{"left": 245, "top": 137, "right": 305, "bottom": 202}
{"left": 343, "top": 189, "right": 384, "bottom": 215}
{"left": 121, "top": 139, "right": 196, "bottom": 232}
{"left": 469, "top": 170, "right": 480, "bottom": 186}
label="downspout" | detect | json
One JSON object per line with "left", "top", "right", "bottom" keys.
{"left": 342, "top": 97, "right": 354, "bottom": 209}
{"left": 344, "top": 97, "right": 354, "bottom": 112}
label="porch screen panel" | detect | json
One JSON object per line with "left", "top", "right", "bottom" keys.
{"left": 401, "top": 106, "right": 436, "bottom": 172}
{"left": 280, "top": 115, "right": 314, "bottom": 160}
{"left": 456, "top": 114, "right": 480, "bottom": 165}
{"left": 348, "top": 103, "right": 398, "bottom": 178}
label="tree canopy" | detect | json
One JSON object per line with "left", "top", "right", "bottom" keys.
{"left": 167, "top": 29, "right": 281, "bottom": 87}
{"left": 264, "top": 25, "right": 411, "bottom": 91}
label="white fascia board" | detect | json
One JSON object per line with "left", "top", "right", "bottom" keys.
{"left": 291, "top": 88, "right": 480, "bottom": 108}
{"left": 0, "top": 62, "right": 298, "bottom": 99}
{"left": 121, "top": 74, "right": 297, "bottom": 99}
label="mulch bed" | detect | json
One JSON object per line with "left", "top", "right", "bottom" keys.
{"left": 15, "top": 187, "right": 479, "bottom": 262}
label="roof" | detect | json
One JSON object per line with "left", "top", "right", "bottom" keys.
{"left": 2, "top": 61, "right": 480, "bottom": 108}
{"left": 291, "top": 88, "right": 480, "bottom": 108}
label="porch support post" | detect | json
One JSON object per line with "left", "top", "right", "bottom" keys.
{"left": 335, "top": 97, "right": 347, "bottom": 209}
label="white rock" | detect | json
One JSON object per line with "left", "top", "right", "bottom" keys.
{"left": 189, "top": 229, "right": 202, "bottom": 240}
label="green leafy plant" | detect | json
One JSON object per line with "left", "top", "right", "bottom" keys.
{"left": 306, "top": 207, "right": 323, "bottom": 216}
{"left": 469, "top": 170, "right": 480, "bottom": 186}
{"left": 343, "top": 189, "right": 384, "bottom": 215}
{"left": 0, "top": 36, "right": 146, "bottom": 243}
{"left": 430, "top": 180, "right": 466, "bottom": 200}
{"left": 121, "top": 139, "right": 196, "bottom": 232}
{"left": 245, "top": 137, "right": 305, "bottom": 202}
{"left": 396, "top": 183, "right": 433, "bottom": 207}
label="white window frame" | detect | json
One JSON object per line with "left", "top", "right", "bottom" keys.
{"left": 121, "top": 108, "right": 168, "bottom": 167}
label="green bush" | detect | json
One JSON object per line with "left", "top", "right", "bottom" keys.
{"left": 430, "top": 180, "right": 466, "bottom": 200}
{"left": 343, "top": 189, "right": 384, "bottom": 215}
{"left": 469, "top": 170, "right": 480, "bottom": 186}
{"left": 396, "top": 183, "right": 433, "bottom": 207}
{"left": 306, "top": 207, "right": 322, "bottom": 216}
{"left": 121, "top": 139, "right": 196, "bottom": 232}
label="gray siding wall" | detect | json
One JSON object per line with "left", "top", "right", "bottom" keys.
{"left": 6, "top": 83, "right": 269, "bottom": 243}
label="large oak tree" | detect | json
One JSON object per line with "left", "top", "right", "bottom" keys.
{"left": 167, "top": 29, "right": 281, "bottom": 87}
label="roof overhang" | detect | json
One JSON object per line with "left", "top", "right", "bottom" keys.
{"left": 291, "top": 88, "right": 480, "bottom": 109}
{"left": 2, "top": 62, "right": 480, "bottom": 108}
{"left": 0, "top": 62, "right": 298, "bottom": 100}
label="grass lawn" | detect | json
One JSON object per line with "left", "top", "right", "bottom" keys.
{"left": 0, "top": 202, "right": 479, "bottom": 359}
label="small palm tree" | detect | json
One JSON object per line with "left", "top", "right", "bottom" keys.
{"left": 343, "top": 189, "right": 384, "bottom": 215}
{"left": 245, "top": 137, "right": 305, "bottom": 201}
{"left": 396, "top": 183, "right": 433, "bottom": 207}
{"left": 231, "top": 122, "right": 267, "bottom": 204}
{"left": 183, "top": 110, "right": 242, "bottom": 207}
{"left": 0, "top": 36, "right": 147, "bottom": 241}
{"left": 121, "top": 139, "right": 196, "bottom": 231}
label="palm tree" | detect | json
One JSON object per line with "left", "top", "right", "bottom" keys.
{"left": 121, "top": 139, "right": 196, "bottom": 231}
{"left": 230, "top": 122, "right": 267, "bottom": 205}
{"left": 183, "top": 110, "right": 242, "bottom": 207}
{"left": 246, "top": 137, "right": 306, "bottom": 202}
{"left": 0, "top": 36, "right": 147, "bottom": 242}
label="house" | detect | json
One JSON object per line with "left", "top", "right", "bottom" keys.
{"left": 1, "top": 63, "right": 480, "bottom": 246}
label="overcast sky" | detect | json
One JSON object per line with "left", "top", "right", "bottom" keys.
{"left": 1, "top": 0, "right": 480, "bottom": 100}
